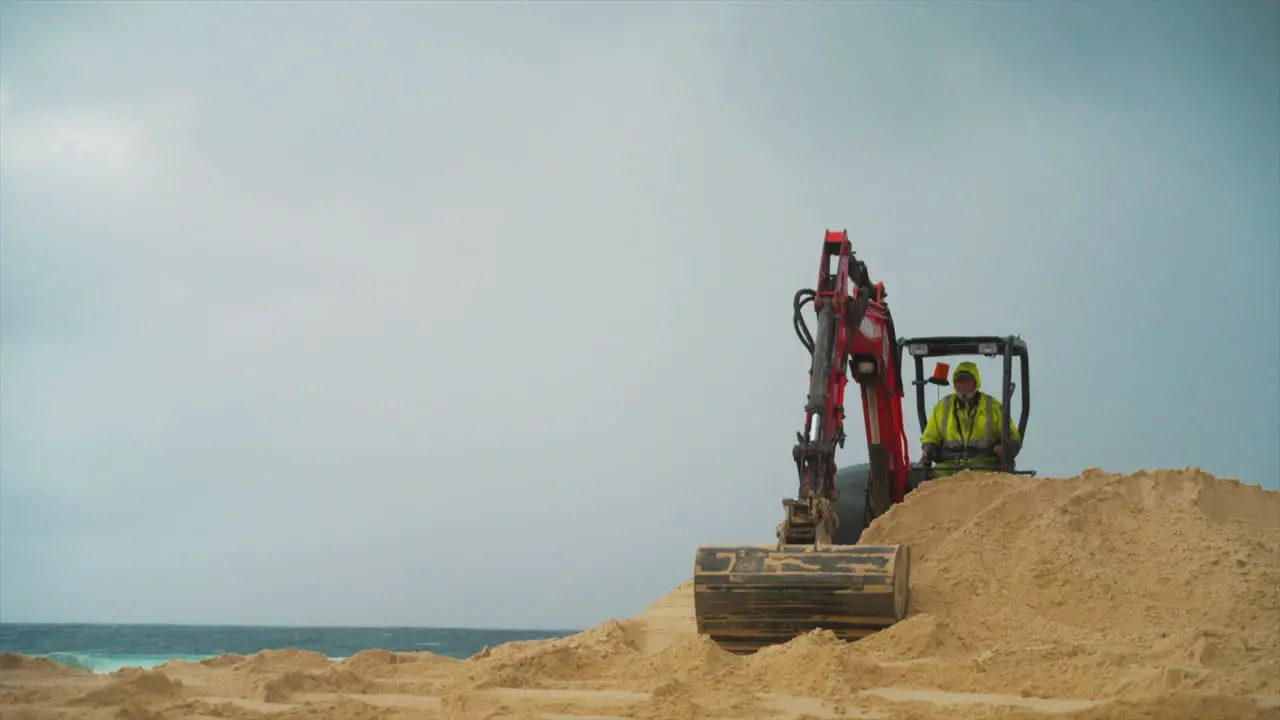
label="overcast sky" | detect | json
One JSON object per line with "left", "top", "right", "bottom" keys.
{"left": 2, "top": 1, "right": 1277, "bottom": 629}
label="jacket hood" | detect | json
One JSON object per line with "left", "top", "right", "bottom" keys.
{"left": 952, "top": 361, "right": 982, "bottom": 390}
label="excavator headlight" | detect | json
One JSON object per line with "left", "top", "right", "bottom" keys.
{"left": 978, "top": 342, "right": 999, "bottom": 356}
{"left": 908, "top": 343, "right": 929, "bottom": 357}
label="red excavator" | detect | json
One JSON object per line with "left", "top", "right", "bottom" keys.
{"left": 692, "top": 229, "right": 1034, "bottom": 654}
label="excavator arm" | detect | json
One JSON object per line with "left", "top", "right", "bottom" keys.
{"left": 693, "top": 230, "right": 913, "bottom": 654}
{"left": 845, "top": 257, "right": 914, "bottom": 518}
{"left": 792, "top": 230, "right": 912, "bottom": 515}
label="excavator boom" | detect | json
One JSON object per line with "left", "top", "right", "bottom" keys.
{"left": 693, "top": 230, "right": 913, "bottom": 654}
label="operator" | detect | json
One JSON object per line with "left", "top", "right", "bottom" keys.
{"left": 918, "top": 361, "right": 1021, "bottom": 476}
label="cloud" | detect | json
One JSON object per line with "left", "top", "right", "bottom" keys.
{"left": 2, "top": 1, "right": 1276, "bottom": 627}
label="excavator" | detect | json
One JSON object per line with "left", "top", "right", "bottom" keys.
{"left": 692, "top": 229, "right": 1034, "bottom": 654}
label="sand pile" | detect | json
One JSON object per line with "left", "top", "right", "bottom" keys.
{"left": 744, "top": 629, "right": 892, "bottom": 698}
{"left": 858, "top": 467, "right": 1280, "bottom": 698}
{"left": 338, "top": 648, "right": 461, "bottom": 686}
{"left": 255, "top": 665, "right": 374, "bottom": 702}
{"left": 68, "top": 667, "right": 187, "bottom": 708}
{"left": 0, "top": 651, "right": 85, "bottom": 675}
{"left": 231, "top": 648, "right": 331, "bottom": 672}
{"left": 199, "top": 653, "right": 247, "bottom": 668}
{"left": 441, "top": 619, "right": 643, "bottom": 693}
{"left": 1, "top": 467, "right": 1276, "bottom": 720}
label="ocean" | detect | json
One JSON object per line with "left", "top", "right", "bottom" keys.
{"left": 0, "top": 623, "right": 579, "bottom": 674}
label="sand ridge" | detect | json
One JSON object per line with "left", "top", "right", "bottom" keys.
{"left": 2, "top": 467, "right": 1277, "bottom": 719}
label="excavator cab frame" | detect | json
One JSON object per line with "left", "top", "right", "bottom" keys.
{"left": 899, "top": 335, "right": 1035, "bottom": 481}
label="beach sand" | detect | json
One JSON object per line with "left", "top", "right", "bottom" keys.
{"left": 3, "top": 467, "right": 1278, "bottom": 719}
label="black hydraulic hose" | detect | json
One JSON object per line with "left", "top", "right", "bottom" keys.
{"left": 885, "top": 309, "right": 904, "bottom": 397}
{"left": 793, "top": 288, "right": 816, "bottom": 354}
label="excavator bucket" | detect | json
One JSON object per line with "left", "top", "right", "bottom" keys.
{"left": 692, "top": 542, "right": 910, "bottom": 654}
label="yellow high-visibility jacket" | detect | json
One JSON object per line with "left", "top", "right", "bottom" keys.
{"left": 920, "top": 361, "right": 1021, "bottom": 468}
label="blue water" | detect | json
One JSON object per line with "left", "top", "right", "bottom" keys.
{"left": 0, "top": 623, "right": 578, "bottom": 674}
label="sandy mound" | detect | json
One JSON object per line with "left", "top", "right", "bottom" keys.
{"left": 256, "top": 665, "right": 375, "bottom": 702}
{"left": 858, "top": 467, "right": 1280, "bottom": 697}
{"left": 0, "top": 651, "right": 88, "bottom": 675}
{"left": 159, "top": 648, "right": 378, "bottom": 703}
{"left": 339, "top": 647, "right": 460, "bottom": 678}
{"left": 625, "top": 676, "right": 770, "bottom": 720}
{"left": 2, "top": 468, "right": 1276, "bottom": 720}
{"left": 745, "top": 628, "right": 893, "bottom": 699}
{"left": 232, "top": 648, "right": 331, "bottom": 672}
{"left": 441, "top": 618, "right": 642, "bottom": 693}
{"left": 69, "top": 667, "right": 187, "bottom": 707}
{"left": 615, "top": 632, "right": 748, "bottom": 690}
{"left": 199, "top": 652, "right": 247, "bottom": 668}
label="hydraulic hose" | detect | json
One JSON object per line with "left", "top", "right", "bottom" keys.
{"left": 793, "top": 288, "right": 816, "bottom": 354}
